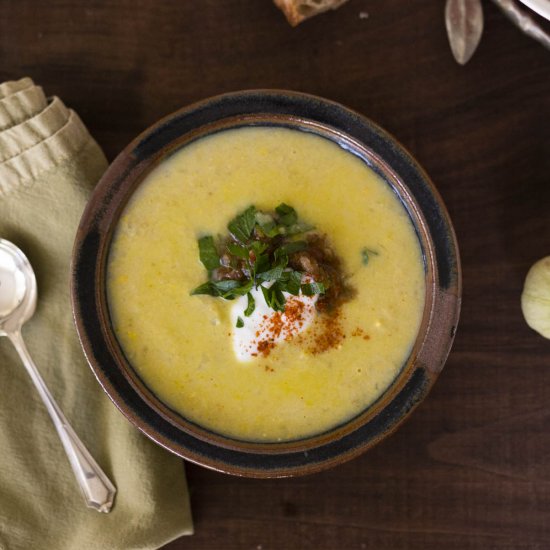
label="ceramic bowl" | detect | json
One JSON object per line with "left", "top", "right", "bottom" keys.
{"left": 71, "top": 90, "right": 461, "bottom": 477}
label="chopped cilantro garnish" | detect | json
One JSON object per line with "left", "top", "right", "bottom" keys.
{"left": 191, "top": 279, "right": 252, "bottom": 299}
{"left": 275, "top": 203, "right": 298, "bottom": 226}
{"left": 279, "top": 270, "right": 303, "bottom": 296}
{"left": 256, "top": 265, "right": 285, "bottom": 283}
{"left": 274, "top": 240, "right": 307, "bottom": 261}
{"left": 228, "top": 205, "right": 257, "bottom": 243}
{"left": 255, "top": 212, "right": 279, "bottom": 237}
{"left": 361, "top": 248, "right": 379, "bottom": 265}
{"left": 261, "top": 284, "right": 286, "bottom": 312}
{"left": 191, "top": 204, "right": 330, "bottom": 316}
{"left": 198, "top": 236, "right": 220, "bottom": 271}
{"left": 244, "top": 292, "right": 255, "bottom": 317}
{"left": 226, "top": 242, "right": 249, "bottom": 259}
{"left": 301, "top": 282, "right": 326, "bottom": 296}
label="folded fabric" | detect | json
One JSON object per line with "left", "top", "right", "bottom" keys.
{"left": 0, "top": 78, "right": 193, "bottom": 550}
{"left": 0, "top": 96, "right": 69, "bottom": 162}
{"left": 0, "top": 77, "right": 34, "bottom": 99}
{"left": 0, "top": 84, "right": 47, "bottom": 131}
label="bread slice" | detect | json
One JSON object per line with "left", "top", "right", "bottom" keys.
{"left": 274, "top": 0, "right": 349, "bottom": 26}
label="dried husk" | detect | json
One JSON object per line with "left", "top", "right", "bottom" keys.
{"left": 445, "top": 0, "right": 484, "bottom": 64}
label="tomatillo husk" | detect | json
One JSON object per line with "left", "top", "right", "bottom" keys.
{"left": 521, "top": 256, "right": 550, "bottom": 339}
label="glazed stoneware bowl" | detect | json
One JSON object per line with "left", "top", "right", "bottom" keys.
{"left": 71, "top": 90, "right": 461, "bottom": 477}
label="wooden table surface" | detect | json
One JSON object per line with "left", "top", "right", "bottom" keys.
{"left": 2, "top": 1, "right": 550, "bottom": 548}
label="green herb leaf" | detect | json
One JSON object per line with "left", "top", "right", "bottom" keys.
{"left": 228, "top": 206, "right": 257, "bottom": 243}
{"left": 198, "top": 236, "right": 220, "bottom": 271}
{"left": 261, "top": 284, "right": 286, "bottom": 312}
{"left": 255, "top": 212, "right": 279, "bottom": 237}
{"left": 236, "top": 317, "right": 244, "bottom": 328}
{"left": 249, "top": 240, "right": 269, "bottom": 256}
{"left": 275, "top": 203, "right": 298, "bottom": 226}
{"left": 190, "top": 281, "right": 218, "bottom": 296}
{"left": 253, "top": 253, "right": 271, "bottom": 276}
{"left": 192, "top": 279, "right": 253, "bottom": 299}
{"left": 218, "top": 279, "right": 253, "bottom": 299}
{"left": 213, "top": 279, "right": 242, "bottom": 292}
{"left": 256, "top": 264, "right": 285, "bottom": 283}
{"left": 301, "top": 281, "right": 326, "bottom": 296}
{"left": 226, "top": 242, "right": 249, "bottom": 259}
{"left": 279, "top": 270, "right": 303, "bottom": 295}
{"left": 274, "top": 240, "right": 307, "bottom": 261}
{"left": 361, "top": 248, "right": 379, "bottom": 265}
{"left": 281, "top": 222, "right": 314, "bottom": 236}
{"left": 192, "top": 204, "right": 338, "bottom": 315}
{"left": 244, "top": 292, "right": 255, "bottom": 317}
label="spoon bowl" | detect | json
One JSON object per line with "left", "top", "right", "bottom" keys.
{"left": 0, "top": 239, "right": 36, "bottom": 334}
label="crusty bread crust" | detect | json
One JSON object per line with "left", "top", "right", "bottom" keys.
{"left": 274, "top": 0, "right": 349, "bottom": 26}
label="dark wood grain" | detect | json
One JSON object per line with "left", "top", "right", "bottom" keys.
{"left": 2, "top": 1, "right": 550, "bottom": 548}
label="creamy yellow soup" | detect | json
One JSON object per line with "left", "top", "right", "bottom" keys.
{"left": 107, "top": 127, "right": 425, "bottom": 442}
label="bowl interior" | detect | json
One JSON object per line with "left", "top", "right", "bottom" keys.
{"left": 71, "top": 90, "right": 461, "bottom": 477}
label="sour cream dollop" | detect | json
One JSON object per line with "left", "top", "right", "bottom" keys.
{"left": 230, "top": 285, "right": 318, "bottom": 362}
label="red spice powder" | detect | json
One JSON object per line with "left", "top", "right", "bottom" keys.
{"left": 257, "top": 339, "right": 275, "bottom": 356}
{"left": 351, "top": 327, "right": 371, "bottom": 341}
{"left": 245, "top": 298, "right": 356, "bottom": 361}
{"left": 253, "top": 298, "right": 307, "bottom": 357}
{"left": 306, "top": 308, "right": 346, "bottom": 355}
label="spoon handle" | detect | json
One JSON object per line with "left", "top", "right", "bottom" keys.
{"left": 8, "top": 330, "right": 116, "bottom": 513}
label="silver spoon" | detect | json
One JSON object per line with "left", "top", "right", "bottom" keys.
{"left": 0, "top": 238, "right": 116, "bottom": 513}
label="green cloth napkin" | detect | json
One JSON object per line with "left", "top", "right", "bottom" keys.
{"left": 0, "top": 78, "right": 193, "bottom": 550}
